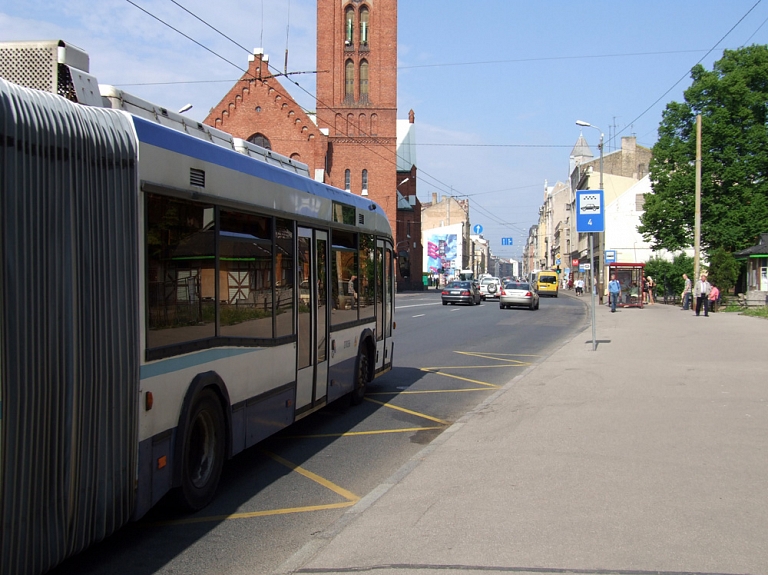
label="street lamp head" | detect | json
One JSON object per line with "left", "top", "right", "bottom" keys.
{"left": 178, "top": 104, "right": 193, "bottom": 114}
{"left": 575, "top": 120, "right": 591, "bottom": 127}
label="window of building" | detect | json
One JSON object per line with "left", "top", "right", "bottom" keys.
{"left": 345, "top": 59, "right": 355, "bottom": 102}
{"left": 345, "top": 6, "right": 355, "bottom": 46}
{"left": 345, "top": 169, "right": 351, "bottom": 192}
{"left": 359, "top": 59, "right": 369, "bottom": 103}
{"left": 247, "top": 133, "right": 272, "bottom": 150}
{"left": 360, "top": 6, "right": 369, "bottom": 45}
{"left": 361, "top": 169, "right": 368, "bottom": 195}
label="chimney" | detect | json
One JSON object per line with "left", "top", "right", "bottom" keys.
{"left": 432, "top": 192, "right": 438, "bottom": 204}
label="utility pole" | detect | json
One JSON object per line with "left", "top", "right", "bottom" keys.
{"left": 694, "top": 114, "right": 702, "bottom": 280}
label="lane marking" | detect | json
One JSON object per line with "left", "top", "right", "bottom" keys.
{"left": 282, "top": 426, "right": 444, "bottom": 438}
{"left": 419, "top": 369, "right": 501, "bottom": 388}
{"left": 412, "top": 314, "right": 425, "bottom": 318}
{"left": 262, "top": 451, "right": 359, "bottom": 502}
{"left": 396, "top": 302, "right": 443, "bottom": 309}
{"left": 153, "top": 501, "right": 358, "bottom": 526}
{"left": 364, "top": 397, "right": 450, "bottom": 425}
{"left": 152, "top": 451, "right": 359, "bottom": 526}
{"left": 368, "top": 388, "right": 495, "bottom": 395}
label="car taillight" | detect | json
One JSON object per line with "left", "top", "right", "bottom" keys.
{"left": 525, "top": 291, "right": 532, "bottom": 297}
{"left": 461, "top": 290, "right": 470, "bottom": 296}
{"left": 441, "top": 290, "right": 449, "bottom": 295}
{"left": 500, "top": 288, "right": 506, "bottom": 295}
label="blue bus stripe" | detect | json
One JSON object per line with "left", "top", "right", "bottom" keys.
{"left": 140, "top": 347, "right": 265, "bottom": 380}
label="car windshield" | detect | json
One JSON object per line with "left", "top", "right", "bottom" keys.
{"left": 449, "top": 281, "right": 470, "bottom": 289}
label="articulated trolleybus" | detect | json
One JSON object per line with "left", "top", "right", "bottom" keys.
{"left": 0, "top": 41, "right": 394, "bottom": 575}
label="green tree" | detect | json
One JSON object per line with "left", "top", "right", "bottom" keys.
{"left": 640, "top": 45, "right": 768, "bottom": 253}
{"left": 644, "top": 253, "right": 694, "bottom": 301}
{"left": 705, "top": 247, "right": 741, "bottom": 296}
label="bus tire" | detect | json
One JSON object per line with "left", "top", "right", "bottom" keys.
{"left": 351, "top": 346, "right": 371, "bottom": 405}
{"left": 176, "top": 388, "right": 226, "bottom": 511}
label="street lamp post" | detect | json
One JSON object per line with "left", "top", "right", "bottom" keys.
{"left": 576, "top": 120, "right": 604, "bottom": 351}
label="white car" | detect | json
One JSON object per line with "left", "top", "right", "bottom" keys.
{"left": 479, "top": 276, "right": 501, "bottom": 300}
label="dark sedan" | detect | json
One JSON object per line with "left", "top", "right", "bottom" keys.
{"left": 441, "top": 281, "right": 482, "bottom": 306}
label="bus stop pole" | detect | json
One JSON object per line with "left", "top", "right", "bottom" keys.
{"left": 589, "top": 232, "right": 597, "bottom": 351}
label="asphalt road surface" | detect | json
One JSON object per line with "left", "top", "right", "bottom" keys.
{"left": 48, "top": 289, "right": 588, "bottom": 575}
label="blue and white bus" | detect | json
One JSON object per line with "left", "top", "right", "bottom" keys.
{"left": 0, "top": 68, "right": 394, "bottom": 574}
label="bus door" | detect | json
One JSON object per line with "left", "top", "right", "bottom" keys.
{"left": 296, "top": 228, "right": 329, "bottom": 412}
{"left": 375, "top": 240, "right": 394, "bottom": 371}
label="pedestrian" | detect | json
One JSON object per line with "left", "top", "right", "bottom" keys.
{"left": 568, "top": 277, "right": 574, "bottom": 291}
{"left": 647, "top": 276, "right": 655, "bottom": 305}
{"left": 576, "top": 278, "right": 584, "bottom": 296}
{"left": 348, "top": 275, "right": 358, "bottom": 305}
{"left": 608, "top": 274, "right": 621, "bottom": 312}
{"left": 708, "top": 283, "right": 720, "bottom": 312}
{"left": 642, "top": 274, "right": 649, "bottom": 304}
{"left": 681, "top": 273, "right": 692, "bottom": 310}
{"left": 694, "top": 273, "right": 711, "bottom": 317}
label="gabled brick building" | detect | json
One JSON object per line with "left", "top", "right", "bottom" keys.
{"left": 204, "top": 0, "right": 401, "bottom": 235}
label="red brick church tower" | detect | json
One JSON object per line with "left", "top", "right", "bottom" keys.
{"left": 315, "top": 0, "right": 399, "bottom": 232}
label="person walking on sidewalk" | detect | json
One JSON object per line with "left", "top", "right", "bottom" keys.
{"left": 708, "top": 283, "right": 720, "bottom": 312}
{"left": 681, "top": 273, "right": 692, "bottom": 310}
{"left": 608, "top": 274, "right": 621, "bottom": 312}
{"left": 694, "top": 273, "right": 712, "bottom": 316}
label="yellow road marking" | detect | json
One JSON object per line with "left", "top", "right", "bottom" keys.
{"left": 153, "top": 501, "right": 357, "bottom": 526}
{"left": 420, "top": 368, "right": 501, "bottom": 388}
{"left": 262, "top": 450, "right": 359, "bottom": 502}
{"left": 282, "top": 426, "right": 444, "bottom": 438}
{"left": 420, "top": 363, "right": 530, "bottom": 369}
{"left": 364, "top": 397, "right": 450, "bottom": 425}
{"left": 368, "top": 388, "right": 495, "bottom": 395}
{"left": 152, "top": 451, "right": 359, "bottom": 526}
{"left": 455, "top": 351, "right": 541, "bottom": 359}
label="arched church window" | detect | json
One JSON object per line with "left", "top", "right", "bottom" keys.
{"left": 345, "top": 59, "right": 355, "bottom": 103}
{"left": 360, "top": 6, "right": 369, "bottom": 45}
{"left": 247, "top": 133, "right": 272, "bottom": 150}
{"left": 345, "top": 6, "right": 355, "bottom": 47}
{"left": 359, "top": 59, "right": 369, "bottom": 104}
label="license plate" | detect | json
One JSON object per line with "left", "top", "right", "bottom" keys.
{"left": 451, "top": 290, "right": 460, "bottom": 295}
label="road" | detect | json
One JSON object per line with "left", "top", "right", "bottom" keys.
{"left": 49, "top": 289, "right": 588, "bottom": 575}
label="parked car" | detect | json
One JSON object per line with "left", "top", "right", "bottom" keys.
{"left": 479, "top": 276, "right": 502, "bottom": 300}
{"left": 499, "top": 281, "right": 540, "bottom": 310}
{"left": 441, "top": 280, "right": 482, "bottom": 306}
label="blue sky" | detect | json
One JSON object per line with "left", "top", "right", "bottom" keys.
{"left": 3, "top": 1, "right": 768, "bottom": 260}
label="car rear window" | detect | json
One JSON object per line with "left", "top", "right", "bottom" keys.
{"left": 450, "top": 281, "right": 470, "bottom": 289}
{"left": 539, "top": 275, "right": 557, "bottom": 284}
{"left": 505, "top": 282, "right": 530, "bottom": 290}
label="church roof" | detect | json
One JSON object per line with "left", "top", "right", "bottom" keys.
{"left": 571, "top": 133, "right": 594, "bottom": 160}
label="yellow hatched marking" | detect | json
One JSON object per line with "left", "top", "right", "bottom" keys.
{"left": 368, "top": 388, "right": 494, "bottom": 395}
{"left": 262, "top": 450, "right": 359, "bottom": 502}
{"left": 283, "top": 426, "right": 444, "bottom": 438}
{"left": 420, "top": 368, "right": 501, "bottom": 388}
{"left": 151, "top": 451, "right": 359, "bottom": 527}
{"left": 364, "top": 397, "right": 450, "bottom": 425}
{"left": 154, "top": 501, "right": 357, "bottom": 526}
{"left": 455, "top": 351, "right": 541, "bottom": 359}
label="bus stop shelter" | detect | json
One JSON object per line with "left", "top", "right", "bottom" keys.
{"left": 608, "top": 262, "right": 645, "bottom": 308}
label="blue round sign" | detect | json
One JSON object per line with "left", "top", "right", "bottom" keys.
{"left": 473, "top": 224, "right": 483, "bottom": 234}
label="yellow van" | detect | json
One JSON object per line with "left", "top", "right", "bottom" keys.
{"left": 537, "top": 271, "right": 559, "bottom": 297}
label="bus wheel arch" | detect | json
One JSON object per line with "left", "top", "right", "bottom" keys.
{"left": 173, "top": 371, "right": 232, "bottom": 511}
{"left": 351, "top": 331, "right": 375, "bottom": 405}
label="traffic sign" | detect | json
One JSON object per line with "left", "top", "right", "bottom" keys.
{"left": 582, "top": 263, "right": 591, "bottom": 270}
{"left": 555, "top": 258, "right": 561, "bottom": 265}
{"left": 604, "top": 250, "right": 617, "bottom": 263}
{"left": 501, "top": 237, "right": 514, "bottom": 246}
{"left": 572, "top": 258, "right": 579, "bottom": 266}
{"left": 576, "top": 190, "right": 605, "bottom": 232}
{"left": 473, "top": 224, "right": 483, "bottom": 234}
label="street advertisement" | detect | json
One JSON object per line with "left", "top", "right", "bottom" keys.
{"left": 423, "top": 223, "right": 464, "bottom": 278}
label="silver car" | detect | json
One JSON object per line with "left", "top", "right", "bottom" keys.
{"left": 499, "top": 281, "right": 539, "bottom": 310}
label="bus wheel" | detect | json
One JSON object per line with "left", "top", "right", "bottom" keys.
{"left": 177, "top": 389, "right": 225, "bottom": 511}
{"left": 351, "top": 347, "right": 370, "bottom": 405}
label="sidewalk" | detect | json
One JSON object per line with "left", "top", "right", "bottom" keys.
{"left": 275, "top": 300, "right": 768, "bottom": 575}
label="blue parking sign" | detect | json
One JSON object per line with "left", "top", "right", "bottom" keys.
{"left": 576, "top": 190, "right": 604, "bottom": 232}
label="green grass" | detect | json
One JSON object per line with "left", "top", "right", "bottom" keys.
{"left": 722, "top": 303, "right": 768, "bottom": 319}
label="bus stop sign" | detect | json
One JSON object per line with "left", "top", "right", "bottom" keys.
{"left": 576, "top": 190, "right": 605, "bottom": 232}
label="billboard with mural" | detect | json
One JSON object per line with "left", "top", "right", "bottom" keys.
{"left": 423, "top": 224, "right": 464, "bottom": 277}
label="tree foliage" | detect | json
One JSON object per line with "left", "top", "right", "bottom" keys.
{"left": 640, "top": 45, "right": 768, "bottom": 253}
{"left": 706, "top": 247, "right": 741, "bottom": 295}
{"left": 644, "top": 253, "right": 694, "bottom": 301}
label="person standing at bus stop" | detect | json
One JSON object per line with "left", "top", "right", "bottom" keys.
{"left": 694, "top": 273, "right": 712, "bottom": 317}
{"left": 608, "top": 274, "right": 621, "bottom": 312}
{"left": 681, "top": 273, "right": 692, "bottom": 310}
